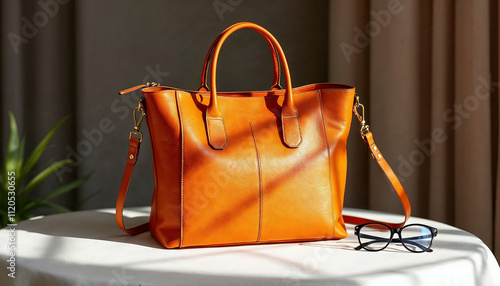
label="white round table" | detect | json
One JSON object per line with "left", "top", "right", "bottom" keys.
{"left": 0, "top": 207, "right": 498, "bottom": 285}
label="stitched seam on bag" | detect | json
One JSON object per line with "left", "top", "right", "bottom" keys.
{"left": 145, "top": 102, "right": 159, "bottom": 237}
{"left": 176, "top": 91, "right": 185, "bottom": 247}
{"left": 195, "top": 89, "right": 354, "bottom": 99}
{"left": 249, "top": 122, "right": 263, "bottom": 242}
{"left": 318, "top": 90, "right": 335, "bottom": 238}
{"left": 143, "top": 86, "right": 354, "bottom": 97}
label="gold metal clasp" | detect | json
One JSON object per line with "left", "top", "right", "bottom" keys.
{"left": 129, "top": 130, "right": 143, "bottom": 142}
{"left": 353, "top": 94, "right": 370, "bottom": 136}
{"left": 129, "top": 100, "right": 146, "bottom": 142}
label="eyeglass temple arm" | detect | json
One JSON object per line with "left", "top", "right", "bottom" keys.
{"left": 355, "top": 233, "right": 391, "bottom": 250}
{"left": 355, "top": 238, "right": 432, "bottom": 252}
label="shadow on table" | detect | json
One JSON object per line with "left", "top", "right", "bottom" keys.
{"left": 300, "top": 241, "right": 412, "bottom": 253}
{"left": 17, "top": 209, "right": 407, "bottom": 253}
{"left": 5, "top": 256, "right": 365, "bottom": 286}
{"left": 6, "top": 209, "right": 499, "bottom": 285}
{"left": 18, "top": 209, "right": 164, "bottom": 249}
{"left": 7, "top": 240, "right": 497, "bottom": 286}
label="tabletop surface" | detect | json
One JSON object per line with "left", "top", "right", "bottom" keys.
{"left": 0, "top": 207, "right": 499, "bottom": 286}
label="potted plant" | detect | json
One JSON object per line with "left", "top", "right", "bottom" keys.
{"left": 0, "top": 112, "right": 91, "bottom": 227}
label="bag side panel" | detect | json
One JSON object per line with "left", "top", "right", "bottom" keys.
{"left": 143, "top": 90, "right": 182, "bottom": 248}
{"left": 319, "top": 88, "right": 356, "bottom": 239}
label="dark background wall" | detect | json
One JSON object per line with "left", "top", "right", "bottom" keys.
{"left": 0, "top": 0, "right": 330, "bottom": 210}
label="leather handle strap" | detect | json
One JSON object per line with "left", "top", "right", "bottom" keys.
{"left": 115, "top": 126, "right": 411, "bottom": 236}
{"left": 206, "top": 22, "right": 302, "bottom": 150}
{"left": 199, "top": 24, "right": 282, "bottom": 92}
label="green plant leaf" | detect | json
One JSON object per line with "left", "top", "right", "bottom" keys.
{"left": 4, "top": 112, "right": 21, "bottom": 180}
{"left": 18, "top": 197, "right": 38, "bottom": 215}
{"left": 20, "top": 116, "right": 69, "bottom": 183}
{"left": 21, "top": 199, "right": 71, "bottom": 215}
{"left": 38, "top": 201, "right": 71, "bottom": 213}
{"left": 1, "top": 113, "right": 90, "bottom": 227}
{"left": 41, "top": 173, "right": 92, "bottom": 201}
{"left": 14, "top": 136, "right": 26, "bottom": 188}
{"left": 20, "top": 159, "right": 72, "bottom": 199}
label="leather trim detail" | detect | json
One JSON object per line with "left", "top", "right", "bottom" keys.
{"left": 249, "top": 122, "right": 263, "bottom": 242}
{"left": 317, "top": 91, "right": 335, "bottom": 238}
{"left": 176, "top": 91, "right": 186, "bottom": 247}
{"left": 146, "top": 109, "right": 159, "bottom": 237}
{"left": 118, "top": 84, "right": 146, "bottom": 95}
{"left": 206, "top": 115, "right": 228, "bottom": 150}
{"left": 281, "top": 112, "right": 302, "bottom": 148}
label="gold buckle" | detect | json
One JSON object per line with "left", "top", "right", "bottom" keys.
{"left": 129, "top": 131, "right": 143, "bottom": 142}
{"left": 133, "top": 104, "right": 146, "bottom": 128}
{"left": 129, "top": 100, "right": 146, "bottom": 142}
{"left": 146, "top": 82, "right": 159, "bottom": 87}
{"left": 353, "top": 94, "right": 370, "bottom": 136}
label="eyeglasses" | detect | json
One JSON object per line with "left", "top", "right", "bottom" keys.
{"left": 354, "top": 223, "right": 438, "bottom": 253}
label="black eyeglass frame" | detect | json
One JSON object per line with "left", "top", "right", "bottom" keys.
{"left": 354, "top": 223, "right": 438, "bottom": 253}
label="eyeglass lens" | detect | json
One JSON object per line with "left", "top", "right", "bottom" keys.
{"left": 358, "top": 224, "right": 392, "bottom": 251}
{"left": 400, "top": 225, "right": 433, "bottom": 252}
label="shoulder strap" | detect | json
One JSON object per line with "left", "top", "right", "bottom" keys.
{"left": 115, "top": 94, "right": 411, "bottom": 234}
{"left": 342, "top": 130, "right": 411, "bottom": 228}
{"left": 115, "top": 136, "right": 149, "bottom": 234}
{"left": 344, "top": 95, "right": 411, "bottom": 228}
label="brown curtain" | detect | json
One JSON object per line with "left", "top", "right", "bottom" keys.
{"left": 330, "top": 0, "right": 499, "bottom": 259}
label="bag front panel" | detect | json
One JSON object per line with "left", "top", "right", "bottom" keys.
{"left": 177, "top": 89, "right": 335, "bottom": 247}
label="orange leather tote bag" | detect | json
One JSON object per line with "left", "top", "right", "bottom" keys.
{"left": 116, "top": 22, "right": 411, "bottom": 248}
